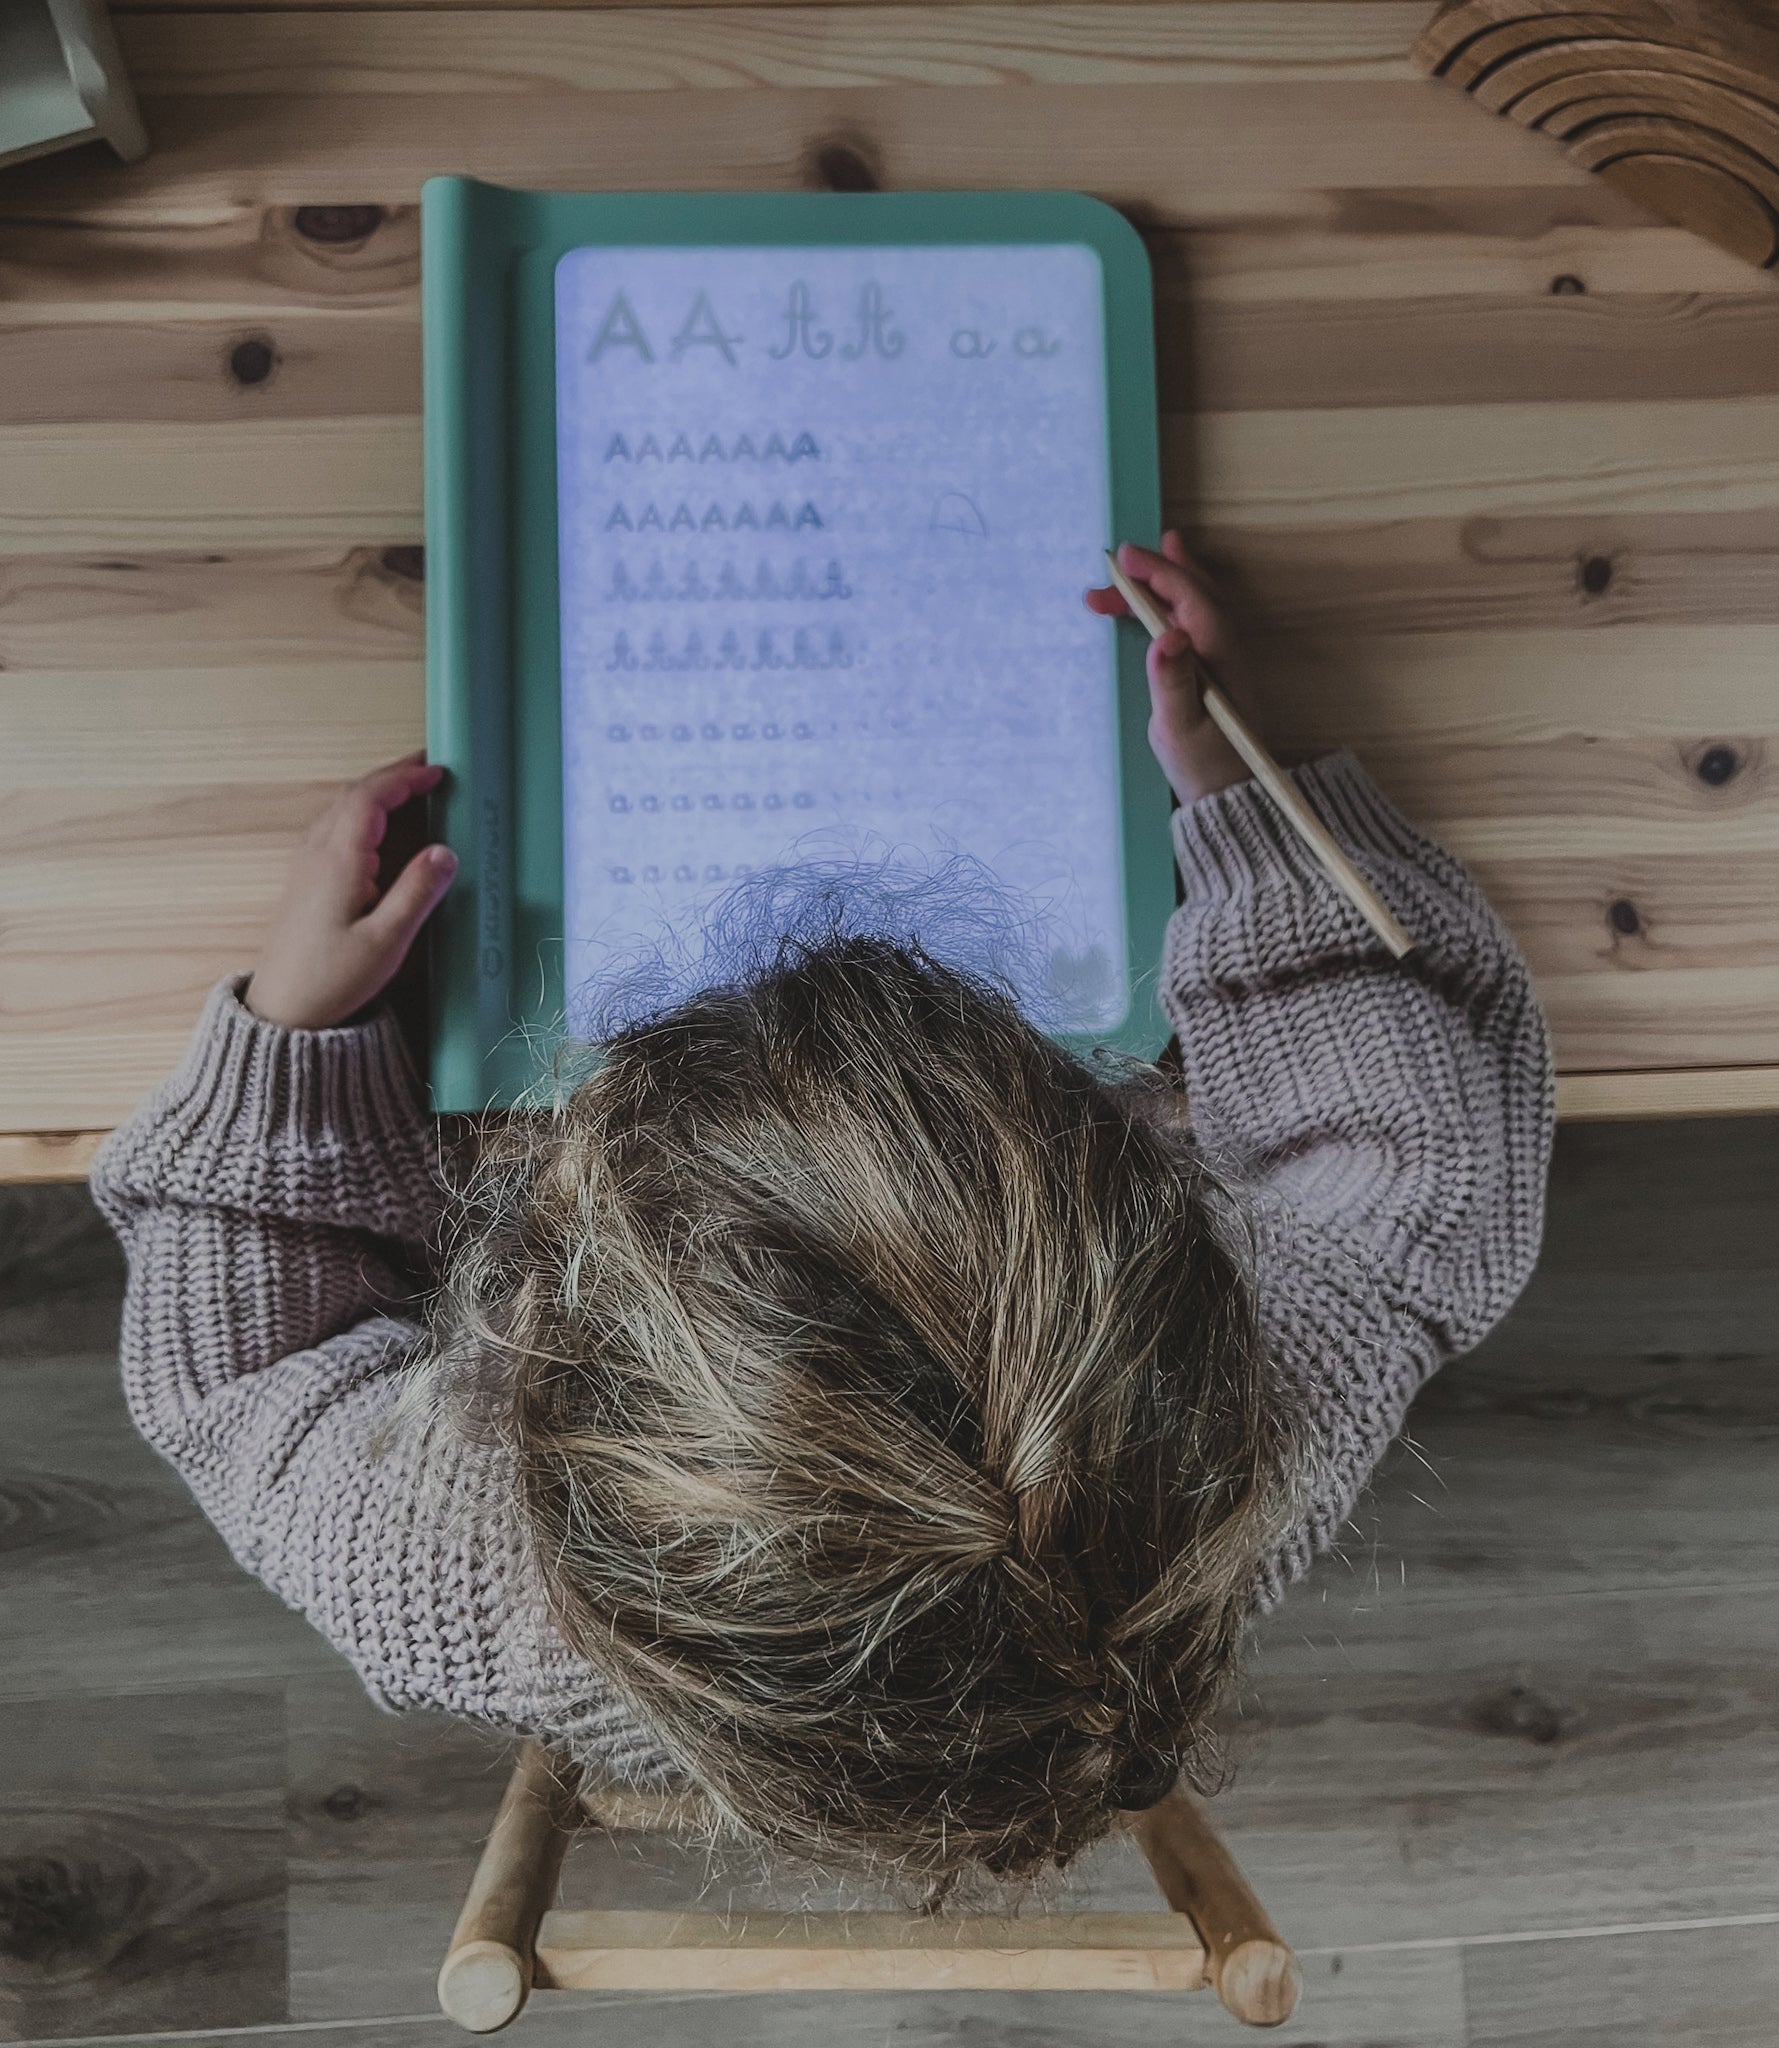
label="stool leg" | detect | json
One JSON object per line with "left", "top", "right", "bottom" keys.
{"left": 439, "top": 1743, "right": 582, "bottom": 2033}
{"left": 1131, "top": 1789, "right": 1301, "bottom": 2027}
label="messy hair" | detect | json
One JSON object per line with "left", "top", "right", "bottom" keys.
{"left": 421, "top": 885, "right": 1304, "bottom": 1888}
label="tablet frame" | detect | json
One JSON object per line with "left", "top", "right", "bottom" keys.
{"left": 423, "top": 176, "right": 1167, "bottom": 1111}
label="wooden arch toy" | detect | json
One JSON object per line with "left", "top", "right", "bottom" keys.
{"left": 1414, "top": 1, "right": 1779, "bottom": 268}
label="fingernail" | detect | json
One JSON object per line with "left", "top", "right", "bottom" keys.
{"left": 432, "top": 845, "right": 457, "bottom": 871}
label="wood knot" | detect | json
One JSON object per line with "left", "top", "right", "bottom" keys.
{"left": 228, "top": 336, "right": 277, "bottom": 387}
{"left": 0, "top": 1850, "right": 153, "bottom": 1969}
{"left": 1608, "top": 898, "right": 1641, "bottom": 937}
{"left": 1577, "top": 554, "right": 1612, "bottom": 596}
{"left": 1549, "top": 273, "right": 1587, "bottom": 295}
{"left": 321, "top": 1784, "right": 373, "bottom": 1822}
{"left": 379, "top": 544, "right": 425, "bottom": 583}
{"left": 293, "top": 204, "right": 386, "bottom": 246}
{"left": 1468, "top": 1682, "right": 1568, "bottom": 1747}
{"left": 1696, "top": 744, "right": 1739, "bottom": 787}
{"left": 811, "top": 140, "right": 881, "bottom": 193}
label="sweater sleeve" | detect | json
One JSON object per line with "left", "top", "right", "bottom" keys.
{"left": 1161, "top": 753, "right": 1554, "bottom": 1592}
{"left": 88, "top": 973, "right": 445, "bottom": 1402}
{"left": 87, "top": 980, "right": 672, "bottom": 1776}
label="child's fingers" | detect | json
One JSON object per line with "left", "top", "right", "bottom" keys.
{"left": 331, "top": 757, "right": 444, "bottom": 854}
{"left": 360, "top": 755, "right": 443, "bottom": 817}
{"left": 1147, "top": 627, "right": 1203, "bottom": 699}
{"left": 362, "top": 843, "right": 458, "bottom": 951}
{"left": 1117, "top": 542, "right": 1223, "bottom": 659}
{"left": 1083, "top": 583, "right": 1132, "bottom": 618}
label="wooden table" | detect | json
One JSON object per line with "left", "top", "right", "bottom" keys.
{"left": 6, "top": 0, "right": 1779, "bottom": 1178}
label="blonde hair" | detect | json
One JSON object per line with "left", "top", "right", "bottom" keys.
{"left": 424, "top": 933, "right": 1303, "bottom": 1886}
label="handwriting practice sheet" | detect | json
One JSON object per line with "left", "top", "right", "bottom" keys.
{"left": 555, "top": 243, "right": 1127, "bottom": 1031}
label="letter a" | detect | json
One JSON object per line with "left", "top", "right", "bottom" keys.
{"left": 671, "top": 291, "right": 742, "bottom": 366}
{"left": 588, "top": 294, "right": 653, "bottom": 364}
{"left": 604, "top": 433, "right": 631, "bottom": 463}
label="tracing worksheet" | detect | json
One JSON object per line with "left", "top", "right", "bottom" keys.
{"left": 555, "top": 242, "right": 1126, "bottom": 1030}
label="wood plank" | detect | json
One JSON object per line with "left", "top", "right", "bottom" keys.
{"left": 533, "top": 1910, "right": 1204, "bottom": 1993}
{"left": 1370, "top": 1347, "right": 1779, "bottom": 1604}
{"left": 11, "top": 397, "right": 1779, "bottom": 553}
{"left": 116, "top": 5, "right": 1430, "bottom": 94}
{"left": 4, "top": 517, "right": 1775, "bottom": 681}
{"left": 16, "top": 287, "right": 1779, "bottom": 428}
{"left": 1182, "top": 212, "right": 1770, "bottom": 301}
{"left": 0, "top": 1351, "right": 336, "bottom": 1692}
{"left": 0, "top": 311, "right": 419, "bottom": 426}
{"left": 1185, "top": 396, "right": 1779, "bottom": 527}
{"left": 0, "top": 1684, "right": 288, "bottom": 2032}
{"left": 1465, "top": 1920, "right": 1779, "bottom": 2048}
{"left": 0, "top": 82, "right": 1590, "bottom": 228}
{"left": 0, "top": 419, "right": 422, "bottom": 553}
{"left": 1486, "top": 1108, "right": 1779, "bottom": 1363}
{"left": 8, "top": 196, "right": 1750, "bottom": 323}
{"left": 1259, "top": 625, "right": 1779, "bottom": 748}
{"left": 1556, "top": 1064, "right": 1779, "bottom": 1119}
{"left": 1206, "top": 512, "right": 1779, "bottom": 635}
{"left": 1523, "top": 967, "right": 1779, "bottom": 1072}
{"left": 0, "top": 206, "right": 422, "bottom": 316}
{"left": 0, "top": 663, "right": 422, "bottom": 782}
{"left": 0, "top": 1128, "right": 107, "bottom": 1184}
{"left": 1177, "top": 289, "right": 1779, "bottom": 411}
{"left": 0, "top": 550, "right": 424, "bottom": 671}
{"left": 1072, "top": 1586, "right": 1779, "bottom": 1949}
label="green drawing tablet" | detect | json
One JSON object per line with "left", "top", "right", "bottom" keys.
{"left": 422, "top": 176, "right": 1167, "bottom": 1111}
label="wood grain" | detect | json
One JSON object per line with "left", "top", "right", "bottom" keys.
{"left": 0, "top": 82, "right": 1587, "bottom": 228}
{"left": 0, "top": 550, "right": 424, "bottom": 670}
{"left": 533, "top": 1908, "right": 1207, "bottom": 1993}
{"left": 1556, "top": 1064, "right": 1779, "bottom": 1117}
{"left": 0, "top": 1130, "right": 107, "bottom": 1184}
{"left": 1464, "top": 1919, "right": 1779, "bottom": 2047}
{"left": 117, "top": 6, "right": 1430, "bottom": 94}
{"left": 17, "top": 283, "right": 1779, "bottom": 431}
{"left": 10, "top": 396, "right": 1779, "bottom": 554}
{"left": 0, "top": 1687, "right": 287, "bottom": 2035}
{"left": 5, "top": 0, "right": 1779, "bottom": 1127}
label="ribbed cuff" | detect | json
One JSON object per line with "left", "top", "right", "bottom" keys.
{"left": 1171, "top": 751, "right": 1423, "bottom": 911}
{"left": 96, "top": 976, "right": 435, "bottom": 1233}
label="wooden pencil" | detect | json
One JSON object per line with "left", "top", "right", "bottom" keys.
{"left": 1102, "top": 549, "right": 1415, "bottom": 961}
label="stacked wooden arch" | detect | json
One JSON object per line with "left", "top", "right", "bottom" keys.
{"left": 1415, "top": 1, "right": 1779, "bottom": 267}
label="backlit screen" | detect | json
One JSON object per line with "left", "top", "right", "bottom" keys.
{"left": 555, "top": 242, "right": 1126, "bottom": 1030}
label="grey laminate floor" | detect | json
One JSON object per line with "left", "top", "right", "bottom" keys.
{"left": 3, "top": 1118, "right": 1776, "bottom": 2046}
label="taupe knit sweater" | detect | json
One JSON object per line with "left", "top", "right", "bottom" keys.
{"left": 92, "top": 754, "right": 1553, "bottom": 1778}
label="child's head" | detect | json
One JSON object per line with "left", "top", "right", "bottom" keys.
{"left": 432, "top": 934, "right": 1300, "bottom": 1886}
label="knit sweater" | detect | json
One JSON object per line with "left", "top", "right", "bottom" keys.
{"left": 91, "top": 753, "right": 1553, "bottom": 1776}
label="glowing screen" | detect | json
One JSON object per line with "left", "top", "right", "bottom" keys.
{"left": 555, "top": 242, "right": 1126, "bottom": 1030}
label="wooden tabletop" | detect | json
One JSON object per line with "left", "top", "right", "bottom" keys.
{"left": 6, "top": 0, "right": 1779, "bottom": 1176}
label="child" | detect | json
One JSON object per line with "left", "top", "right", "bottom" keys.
{"left": 92, "top": 536, "right": 1552, "bottom": 1886}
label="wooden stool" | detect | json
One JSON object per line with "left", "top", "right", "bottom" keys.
{"left": 439, "top": 1743, "right": 1300, "bottom": 2034}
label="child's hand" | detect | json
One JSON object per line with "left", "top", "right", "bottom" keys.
{"left": 243, "top": 754, "right": 457, "bottom": 1032}
{"left": 1085, "top": 532, "right": 1254, "bottom": 805}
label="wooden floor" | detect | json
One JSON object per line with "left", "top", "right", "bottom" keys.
{"left": 4, "top": 1112, "right": 1777, "bottom": 2045}
{"left": 7, "top": 0, "right": 1779, "bottom": 1163}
